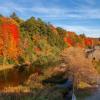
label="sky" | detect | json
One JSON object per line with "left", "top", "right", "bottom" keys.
{"left": 0, "top": 0, "right": 100, "bottom": 37}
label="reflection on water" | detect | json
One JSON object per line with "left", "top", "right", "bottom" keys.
{"left": 0, "top": 68, "right": 30, "bottom": 90}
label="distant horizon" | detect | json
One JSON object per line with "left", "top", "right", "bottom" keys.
{"left": 0, "top": 0, "right": 100, "bottom": 38}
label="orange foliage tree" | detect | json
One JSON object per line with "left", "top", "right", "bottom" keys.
{"left": 84, "top": 38, "right": 93, "bottom": 47}
{"left": 0, "top": 17, "right": 21, "bottom": 64}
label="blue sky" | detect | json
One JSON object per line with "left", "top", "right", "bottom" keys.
{"left": 0, "top": 0, "right": 100, "bottom": 37}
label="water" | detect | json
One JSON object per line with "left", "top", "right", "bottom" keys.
{"left": 0, "top": 68, "right": 29, "bottom": 90}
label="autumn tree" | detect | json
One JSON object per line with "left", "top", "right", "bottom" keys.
{"left": 10, "top": 12, "right": 23, "bottom": 24}
{"left": 21, "top": 17, "right": 38, "bottom": 34}
{"left": 0, "top": 14, "right": 3, "bottom": 17}
{"left": 0, "top": 17, "right": 21, "bottom": 64}
{"left": 84, "top": 38, "right": 93, "bottom": 48}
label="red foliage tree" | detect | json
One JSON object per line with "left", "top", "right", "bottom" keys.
{"left": 64, "top": 37, "right": 74, "bottom": 46}
{"left": 0, "top": 17, "right": 20, "bottom": 60}
{"left": 67, "top": 31, "right": 76, "bottom": 36}
{"left": 84, "top": 38, "right": 93, "bottom": 47}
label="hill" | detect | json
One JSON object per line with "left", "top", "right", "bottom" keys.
{"left": 0, "top": 15, "right": 99, "bottom": 66}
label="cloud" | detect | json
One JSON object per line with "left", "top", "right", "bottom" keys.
{"left": 19, "top": 7, "right": 100, "bottom": 19}
{"left": 0, "top": 1, "right": 99, "bottom": 19}
{"left": 0, "top": 0, "right": 99, "bottom": 37}
{"left": 57, "top": 25, "right": 100, "bottom": 37}
{"left": 0, "top": 1, "right": 100, "bottom": 19}
{"left": 0, "top": 2, "right": 24, "bottom": 15}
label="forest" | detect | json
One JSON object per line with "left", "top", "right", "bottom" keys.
{"left": 0, "top": 12, "right": 100, "bottom": 100}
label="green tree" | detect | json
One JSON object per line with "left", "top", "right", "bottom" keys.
{"left": 10, "top": 12, "right": 23, "bottom": 24}
{"left": 0, "top": 14, "right": 3, "bottom": 17}
{"left": 21, "top": 17, "right": 38, "bottom": 34}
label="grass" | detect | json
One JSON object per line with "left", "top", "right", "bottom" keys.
{"left": 95, "top": 61, "right": 100, "bottom": 73}
{"left": 0, "top": 64, "right": 14, "bottom": 71}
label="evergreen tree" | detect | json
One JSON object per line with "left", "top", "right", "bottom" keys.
{"left": 10, "top": 12, "right": 23, "bottom": 24}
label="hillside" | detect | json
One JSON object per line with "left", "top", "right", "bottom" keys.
{"left": 0, "top": 15, "right": 99, "bottom": 65}
{"left": 0, "top": 15, "right": 100, "bottom": 100}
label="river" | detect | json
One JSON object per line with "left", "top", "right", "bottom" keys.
{"left": 85, "top": 88, "right": 100, "bottom": 100}
{"left": 85, "top": 76, "right": 100, "bottom": 100}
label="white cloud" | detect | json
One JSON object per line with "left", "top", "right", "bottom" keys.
{"left": 0, "top": 0, "right": 99, "bottom": 37}
{"left": 22, "top": 7, "right": 100, "bottom": 20}
{"left": 57, "top": 25, "right": 100, "bottom": 37}
{"left": 0, "top": 1, "right": 100, "bottom": 19}
{"left": 27, "top": 8, "right": 100, "bottom": 19}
